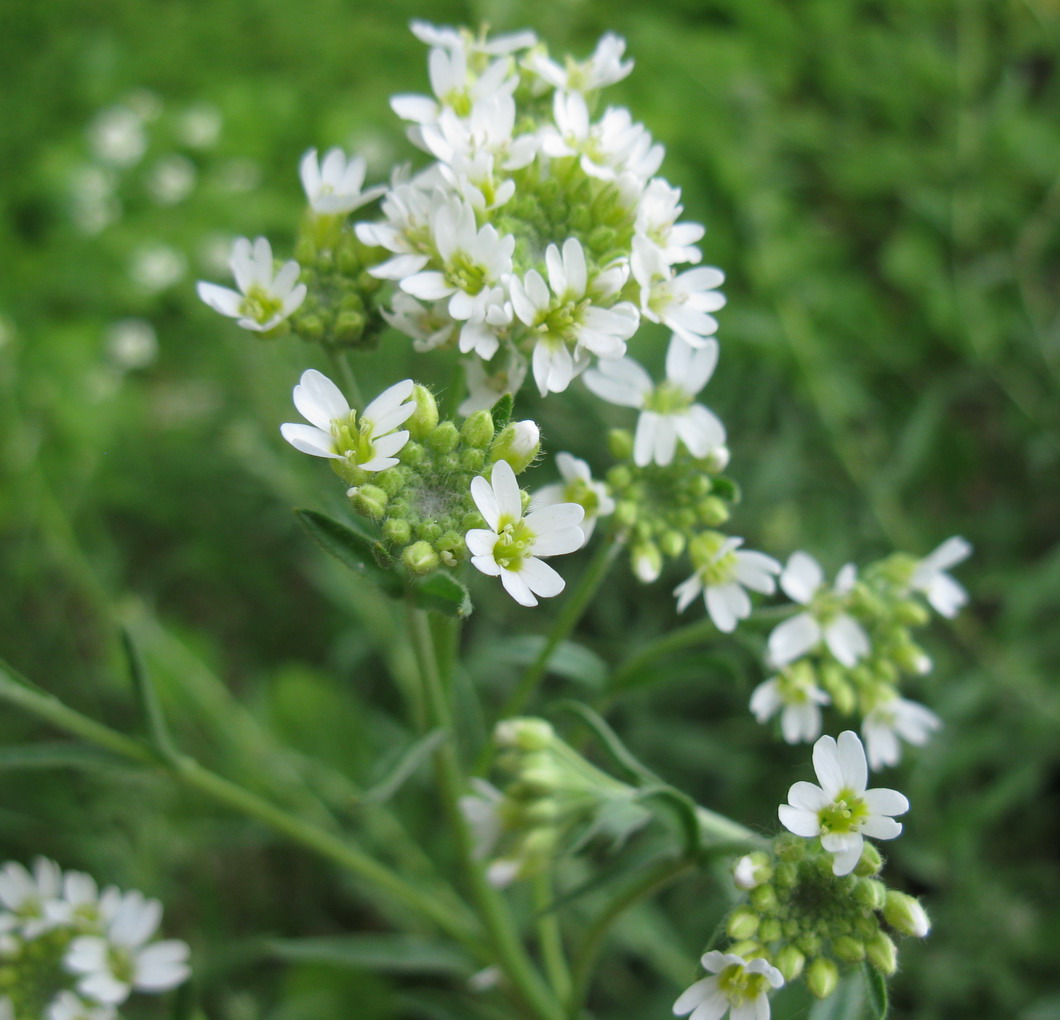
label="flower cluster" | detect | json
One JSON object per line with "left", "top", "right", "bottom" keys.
{"left": 750, "top": 539, "right": 970, "bottom": 764}
{"left": 0, "top": 858, "right": 189, "bottom": 1019}
{"left": 461, "top": 718, "right": 650, "bottom": 887}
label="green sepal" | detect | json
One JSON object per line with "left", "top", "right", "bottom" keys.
{"left": 863, "top": 962, "right": 890, "bottom": 1019}
{"left": 122, "top": 627, "right": 179, "bottom": 761}
{"left": 410, "top": 571, "right": 474, "bottom": 618}
{"left": 710, "top": 475, "right": 741, "bottom": 503}
{"left": 296, "top": 508, "right": 404, "bottom": 598}
{"left": 266, "top": 934, "right": 472, "bottom": 975}
{"left": 490, "top": 393, "right": 514, "bottom": 431}
{"left": 359, "top": 728, "right": 448, "bottom": 805}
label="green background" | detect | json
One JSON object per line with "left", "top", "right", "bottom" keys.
{"left": 1, "top": 0, "right": 1057, "bottom": 1017}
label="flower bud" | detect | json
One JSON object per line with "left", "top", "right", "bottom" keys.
{"left": 426, "top": 421, "right": 460, "bottom": 454}
{"left": 884, "top": 891, "right": 930, "bottom": 937}
{"left": 726, "top": 940, "right": 763, "bottom": 960}
{"left": 698, "top": 496, "right": 730, "bottom": 527}
{"left": 490, "top": 420, "right": 540, "bottom": 473}
{"left": 631, "top": 542, "right": 662, "bottom": 583}
{"left": 854, "top": 842, "right": 883, "bottom": 877}
{"left": 349, "top": 484, "right": 388, "bottom": 519}
{"left": 774, "top": 945, "right": 805, "bottom": 982}
{"left": 726, "top": 908, "right": 760, "bottom": 941}
{"left": 660, "top": 530, "right": 686, "bottom": 558}
{"left": 833, "top": 935, "right": 866, "bottom": 963}
{"left": 461, "top": 409, "right": 495, "bottom": 449}
{"left": 750, "top": 884, "right": 778, "bottom": 913}
{"left": 614, "top": 500, "right": 638, "bottom": 528}
{"left": 704, "top": 446, "right": 731, "bottom": 473}
{"left": 806, "top": 957, "right": 839, "bottom": 1000}
{"left": 383, "top": 519, "right": 411, "bottom": 545}
{"left": 495, "top": 718, "right": 554, "bottom": 752}
{"left": 733, "top": 852, "right": 772, "bottom": 890}
{"left": 406, "top": 385, "right": 439, "bottom": 439}
{"left": 608, "top": 428, "right": 634, "bottom": 460}
{"left": 758, "top": 918, "right": 782, "bottom": 942}
{"left": 402, "top": 541, "right": 440, "bottom": 574}
{"left": 854, "top": 878, "right": 887, "bottom": 912}
{"left": 866, "top": 931, "right": 898, "bottom": 975}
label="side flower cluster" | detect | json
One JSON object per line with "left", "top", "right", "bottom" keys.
{"left": 0, "top": 858, "right": 189, "bottom": 1019}
{"left": 750, "top": 539, "right": 971, "bottom": 764}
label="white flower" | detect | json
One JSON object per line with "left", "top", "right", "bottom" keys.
{"left": 510, "top": 238, "right": 639, "bottom": 395}
{"left": 466, "top": 459, "right": 585, "bottom": 607}
{"left": 635, "top": 178, "right": 704, "bottom": 266}
{"left": 862, "top": 696, "right": 941, "bottom": 770}
{"left": 632, "top": 236, "right": 725, "bottom": 346}
{"left": 767, "top": 553, "right": 870, "bottom": 668}
{"left": 527, "top": 33, "right": 633, "bottom": 93}
{"left": 584, "top": 334, "right": 725, "bottom": 466}
{"left": 358, "top": 176, "right": 437, "bottom": 280}
{"left": 47, "top": 991, "right": 116, "bottom": 1020}
{"left": 382, "top": 293, "right": 460, "bottom": 353}
{"left": 0, "top": 856, "right": 62, "bottom": 938}
{"left": 65, "top": 890, "right": 190, "bottom": 1005}
{"left": 532, "top": 453, "right": 615, "bottom": 541}
{"left": 459, "top": 347, "right": 528, "bottom": 414}
{"left": 458, "top": 778, "right": 504, "bottom": 862}
{"left": 910, "top": 536, "right": 971, "bottom": 617}
{"left": 674, "top": 537, "right": 780, "bottom": 632}
{"left": 750, "top": 667, "right": 830, "bottom": 744}
{"left": 280, "top": 370, "right": 415, "bottom": 472}
{"left": 778, "top": 731, "right": 909, "bottom": 876}
{"left": 410, "top": 21, "right": 537, "bottom": 58}
{"left": 196, "top": 237, "right": 306, "bottom": 332}
{"left": 673, "top": 951, "right": 784, "bottom": 1020}
{"left": 299, "top": 148, "right": 385, "bottom": 215}
{"left": 391, "top": 45, "right": 518, "bottom": 125}
{"left": 43, "top": 869, "right": 107, "bottom": 932}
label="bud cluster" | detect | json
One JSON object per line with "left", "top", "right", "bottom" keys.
{"left": 722, "top": 835, "right": 930, "bottom": 1000}
{"left": 462, "top": 718, "right": 649, "bottom": 887}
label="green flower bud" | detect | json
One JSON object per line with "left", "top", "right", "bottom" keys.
{"left": 382, "top": 519, "right": 412, "bottom": 546}
{"left": 703, "top": 447, "right": 731, "bottom": 473}
{"left": 866, "top": 931, "right": 898, "bottom": 975}
{"left": 734, "top": 852, "right": 773, "bottom": 890}
{"left": 833, "top": 935, "right": 866, "bottom": 963}
{"left": 774, "top": 861, "right": 799, "bottom": 889}
{"left": 884, "top": 891, "right": 930, "bottom": 937}
{"left": 490, "top": 420, "right": 540, "bottom": 473}
{"left": 460, "top": 447, "right": 486, "bottom": 473}
{"left": 854, "top": 843, "right": 883, "bottom": 877}
{"left": 608, "top": 466, "right": 634, "bottom": 492}
{"left": 894, "top": 599, "right": 930, "bottom": 627}
{"left": 427, "top": 421, "right": 460, "bottom": 454}
{"left": 726, "top": 908, "right": 760, "bottom": 941}
{"left": 402, "top": 541, "right": 439, "bottom": 575}
{"left": 750, "top": 884, "right": 778, "bottom": 914}
{"left": 495, "top": 718, "right": 554, "bottom": 752}
{"left": 774, "top": 945, "right": 806, "bottom": 982}
{"left": 295, "top": 313, "right": 326, "bottom": 341}
{"left": 726, "top": 940, "right": 764, "bottom": 961}
{"left": 335, "top": 311, "right": 366, "bottom": 343}
{"left": 806, "top": 957, "right": 839, "bottom": 1000}
{"left": 854, "top": 878, "right": 887, "bottom": 912}
{"left": 796, "top": 932, "right": 821, "bottom": 957}
{"left": 376, "top": 467, "right": 406, "bottom": 496}
{"left": 698, "top": 496, "right": 730, "bottom": 527}
{"left": 758, "top": 918, "right": 782, "bottom": 943}
{"left": 401, "top": 441, "right": 425, "bottom": 466}
{"left": 406, "top": 385, "right": 439, "bottom": 440}
{"left": 608, "top": 429, "right": 634, "bottom": 460}
{"left": 631, "top": 542, "right": 663, "bottom": 583}
{"left": 461, "top": 409, "right": 495, "bottom": 449}
{"left": 350, "top": 484, "right": 388, "bottom": 519}
{"left": 660, "top": 530, "right": 686, "bottom": 558}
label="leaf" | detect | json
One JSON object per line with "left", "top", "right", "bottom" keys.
{"left": 490, "top": 393, "right": 513, "bottom": 431}
{"left": 554, "top": 701, "right": 659, "bottom": 784}
{"left": 410, "top": 571, "right": 473, "bottom": 618}
{"left": 493, "top": 637, "right": 607, "bottom": 688}
{"left": 122, "top": 628, "right": 178, "bottom": 760}
{"left": 0, "top": 742, "right": 120, "bottom": 770}
{"left": 863, "top": 962, "right": 890, "bottom": 1019}
{"left": 267, "top": 935, "right": 471, "bottom": 975}
{"left": 710, "top": 475, "right": 741, "bottom": 503}
{"left": 296, "top": 508, "right": 403, "bottom": 598}
{"left": 359, "top": 729, "right": 448, "bottom": 804}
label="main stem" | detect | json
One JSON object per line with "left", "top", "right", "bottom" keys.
{"left": 406, "top": 607, "right": 564, "bottom": 1020}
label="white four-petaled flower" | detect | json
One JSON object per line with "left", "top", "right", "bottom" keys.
{"left": 584, "top": 334, "right": 726, "bottom": 466}
{"left": 196, "top": 237, "right": 306, "bottom": 332}
{"left": 767, "top": 552, "right": 870, "bottom": 668}
{"left": 910, "top": 536, "right": 971, "bottom": 617}
{"left": 466, "top": 459, "right": 585, "bottom": 607}
{"left": 532, "top": 452, "right": 615, "bottom": 542}
{"left": 862, "top": 695, "right": 941, "bottom": 770}
{"left": 673, "top": 951, "right": 784, "bottom": 1020}
{"left": 750, "top": 667, "right": 831, "bottom": 744}
{"left": 674, "top": 537, "right": 780, "bottom": 633}
{"left": 778, "top": 731, "right": 909, "bottom": 876}
{"left": 299, "top": 148, "right": 385, "bottom": 215}
{"left": 280, "top": 369, "right": 415, "bottom": 472}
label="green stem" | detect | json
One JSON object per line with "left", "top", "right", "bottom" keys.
{"left": 566, "top": 856, "right": 696, "bottom": 1017}
{"left": 534, "top": 872, "right": 572, "bottom": 1006}
{"left": 500, "top": 530, "right": 625, "bottom": 722}
{"left": 602, "top": 616, "right": 718, "bottom": 704}
{"left": 407, "top": 607, "right": 564, "bottom": 1020}
{"left": 0, "top": 661, "right": 483, "bottom": 953}
{"left": 325, "top": 346, "right": 365, "bottom": 409}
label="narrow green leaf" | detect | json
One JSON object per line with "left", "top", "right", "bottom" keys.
{"left": 266, "top": 935, "right": 471, "bottom": 975}
{"left": 864, "top": 962, "right": 890, "bottom": 1019}
{"left": 490, "top": 393, "right": 513, "bottom": 431}
{"left": 296, "top": 508, "right": 403, "bottom": 598}
{"left": 494, "top": 637, "right": 607, "bottom": 687}
{"left": 122, "top": 628, "right": 178, "bottom": 760}
{"left": 411, "top": 571, "right": 473, "bottom": 618}
{"left": 0, "top": 742, "right": 120, "bottom": 770}
{"left": 635, "top": 785, "right": 702, "bottom": 855}
{"left": 554, "top": 701, "right": 659, "bottom": 784}
{"left": 360, "top": 728, "right": 448, "bottom": 804}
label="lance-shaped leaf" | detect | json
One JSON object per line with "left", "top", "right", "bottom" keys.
{"left": 296, "top": 508, "right": 404, "bottom": 597}
{"left": 359, "top": 728, "right": 448, "bottom": 804}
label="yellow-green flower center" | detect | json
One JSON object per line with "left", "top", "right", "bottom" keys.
{"left": 717, "top": 962, "right": 770, "bottom": 1005}
{"left": 238, "top": 284, "right": 283, "bottom": 325}
{"left": 644, "top": 380, "right": 691, "bottom": 415}
{"left": 492, "top": 517, "right": 535, "bottom": 571}
{"left": 818, "top": 788, "right": 869, "bottom": 836}
{"left": 563, "top": 478, "right": 600, "bottom": 517}
{"left": 331, "top": 413, "right": 377, "bottom": 465}
{"left": 446, "top": 251, "right": 488, "bottom": 295}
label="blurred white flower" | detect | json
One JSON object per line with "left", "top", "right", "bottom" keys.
{"left": 674, "top": 536, "right": 780, "bottom": 632}
{"left": 0, "top": 856, "right": 62, "bottom": 938}
{"left": 862, "top": 695, "right": 941, "bottom": 769}
{"left": 130, "top": 244, "right": 186, "bottom": 293}
{"left": 750, "top": 667, "right": 830, "bottom": 744}
{"left": 910, "top": 536, "right": 971, "bottom": 617}
{"left": 632, "top": 236, "right": 725, "bottom": 346}
{"left": 104, "top": 319, "right": 158, "bottom": 371}
{"left": 88, "top": 106, "right": 146, "bottom": 167}
{"left": 176, "top": 103, "right": 222, "bottom": 149}
{"left": 533, "top": 453, "right": 614, "bottom": 541}
{"left": 299, "top": 147, "right": 385, "bottom": 215}
{"left": 196, "top": 237, "right": 305, "bottom": 331}
{"left": 146, "top": 155, "right": 196, "bottom": 205}
{"left": 527, "top": 32, "right": 633, "bottom": 93}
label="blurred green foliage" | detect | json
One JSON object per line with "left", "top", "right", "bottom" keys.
{"left": 1, "top": 0, "right": 1058, "bottom": 1017}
